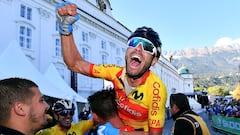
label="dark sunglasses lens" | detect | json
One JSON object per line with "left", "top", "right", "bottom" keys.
{"left": 59, "top": 110, "right": 68, "bottom": 116}
{"left": 128, "top": 39, "right": 138, "bottom": 47}
{"left": 59, "top": 110, "right": 74, "bottom": 116}
{"left": 142, "top": 43, "right": 154, "bottom": 53}
{"left": 69, "top": 110, "right": 74, "bottom": 116}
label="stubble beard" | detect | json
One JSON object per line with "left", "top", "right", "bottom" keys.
{"left": 126, "top": 62, "right": 151, "bottom": 80}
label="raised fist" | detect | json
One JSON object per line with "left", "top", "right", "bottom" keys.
{"left": 56, "top": 1, "right": 80, "bottom": 35}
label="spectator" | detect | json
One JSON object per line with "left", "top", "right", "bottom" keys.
{"left": 79, "top": 105, "right": 90, "bottom": 120}
{"left": 0, "top": 77, "right": 50, "bottom": 135}
{"left": 170, "top": 93, "right": 210, "bottom": 135}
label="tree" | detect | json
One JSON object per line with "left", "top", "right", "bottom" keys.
{"left": 232, "top": 83, "right": 240, "bottom": 99}
{"left": 207, "top": 85, "right": 228, "bottom": 96}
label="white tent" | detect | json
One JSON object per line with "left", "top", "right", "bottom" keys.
{"left": 44, "top": 63, "right": 87, "bottom": 103}
{"left": 166, "top": 94, "right": 202, "bottom": 113}
{"left": 0, "top": 41, "right": 76, "bottom": 100}
{"left": 44, "top": 64, "right": 87, "bottom": 123}
{"left": 188, "top": 98, "right": 202, "bottom": 113}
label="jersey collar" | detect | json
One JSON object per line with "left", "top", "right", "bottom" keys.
{"left": 117, "top": 68, "right": 150, "bottom": 85}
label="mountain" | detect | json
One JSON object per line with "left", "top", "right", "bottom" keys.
{"left": 162, "top": 38, "right": 240, "bottom": 75}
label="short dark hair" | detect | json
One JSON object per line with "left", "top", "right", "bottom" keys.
{"left": 88, "top": 89, "right": 118, "bottom": 121}
{"left": 170, "top": 93, "right": 191, "bottom": 111}
{"left": 0, "top": 78, "right": 38, "bottom": 123}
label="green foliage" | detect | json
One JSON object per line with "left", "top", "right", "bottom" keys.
{"left": 207, "top": 85, "right": 229, "bottom": 96}
{"left": 194, "top": 87, "right": 203, "bottom": 91}
{"left": 194, "top": 73, "right": 239, "bottom": 96}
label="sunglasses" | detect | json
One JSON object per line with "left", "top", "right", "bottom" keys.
{"left": 59, "top": 110, "right": 74, "bottom": 117}
{"left": 127, "top": 37, "right": 157, "bottom": 56}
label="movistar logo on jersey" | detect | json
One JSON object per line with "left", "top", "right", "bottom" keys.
{"left": 132, "top": 91, "right": 144, "bottom": 100}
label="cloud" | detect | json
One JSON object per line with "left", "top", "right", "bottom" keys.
{"left": 214, "top": 37, "right": 233, "bottom": 47}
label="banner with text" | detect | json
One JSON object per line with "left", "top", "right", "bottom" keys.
{"left": 212, "top": 115, "right": 240, "bottom": 135}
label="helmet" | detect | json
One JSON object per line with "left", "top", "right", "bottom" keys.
{"left": 52, "top": 99, "right": 75, "bottom": 112}
{"left": 128, "top": 26, "right": 162, "bottom": 58}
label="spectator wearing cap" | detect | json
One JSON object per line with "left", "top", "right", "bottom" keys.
{"left": 170, "top": 93, "right": 210, "bottom": 135}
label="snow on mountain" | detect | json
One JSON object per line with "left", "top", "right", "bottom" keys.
{"left": 162, "top": 37, "right": 240, "bottom": 75}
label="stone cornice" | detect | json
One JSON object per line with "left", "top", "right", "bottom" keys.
{"left": 80, "top": 15, "right": 127, "bottom": 43}
{"left": 38, "top": 7, "right": 51, "bottom": 19}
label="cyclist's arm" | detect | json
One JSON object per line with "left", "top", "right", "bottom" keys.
{"left": 61, "top": 34, "right": 92, "bottom": 76}
{"left": 76, "top": 119, "right": 94, "bottom": 133}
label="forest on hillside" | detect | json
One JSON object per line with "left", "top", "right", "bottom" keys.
{"left": 193, "top": 73, "right": 240, "bottom": 96}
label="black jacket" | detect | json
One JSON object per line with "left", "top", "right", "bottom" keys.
{"left": 0, "top": 125, "right": 25, "bottom": 135}
{"left": 172, "top": 110, "right": 200, "bottom": 135}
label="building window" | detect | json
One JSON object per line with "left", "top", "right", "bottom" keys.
{"left": 101, "top": 54, "right": 107, "bottom": 64}
{"left": 27, "top": 7, "right": 32, "bottom": 20}
{"left": 116, "top": 58, "right": 122, "bottom": 65}
{"left": 19, "top": 25, "right": 32, "bottom": 49}
{"left": 116, "top": 48, "right": 120, "bottom": 56}
{"left": 56, "top": 21, "right": 59, "bottom": 31}
{"left": 82, "top": 47, "right": 89, "bottom": 60}
{"left": 82, "top": 32, "right": 88, "bottom": 42}
{"left": 26, "top": 28, "right": 32, "bottom": 48}
{"left": 55, "top": 39, "right": 61, "bottom": 57}
{"left": 19, "top": 26, "right": 25, "bottom": 47}
{"left": 20, "top": 5, "right": 25, "bottom": 18}
{"left": 20, "top": 4, "right": 32, "bottom": 20}
{"left": 101, "top": 40, "right": 106, "bottom": 50}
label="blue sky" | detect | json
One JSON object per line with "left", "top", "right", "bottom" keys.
{"left": 110, "top": 0, "right": 240, "bottom": 51}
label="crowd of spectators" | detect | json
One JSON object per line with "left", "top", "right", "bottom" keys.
{"left": 206, "top": 96, "right": 240, "bottom": 120}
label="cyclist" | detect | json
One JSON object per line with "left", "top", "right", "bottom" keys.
{"left": 36, "top": 99, "right": 94, "bottom": 135}
{"left": 56, "top": 2, "right": 167, "bottom": 134}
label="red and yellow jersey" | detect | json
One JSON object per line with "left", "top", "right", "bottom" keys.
{"left": 36, "top": 120, "right": 93, "bottom": 135}
{"left": 90, "top": 64, "right": 167, "bottom": 132}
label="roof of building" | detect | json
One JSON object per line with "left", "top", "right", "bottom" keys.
{"left": 178, "top": 66, "right": 191, "bottom": 74}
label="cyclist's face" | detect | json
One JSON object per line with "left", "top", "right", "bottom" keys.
{"left": 57, "top": 111, "right": 73, "bottom": 129}
{"left": 125, "top": 43, "right": 157, "bottom": 78}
